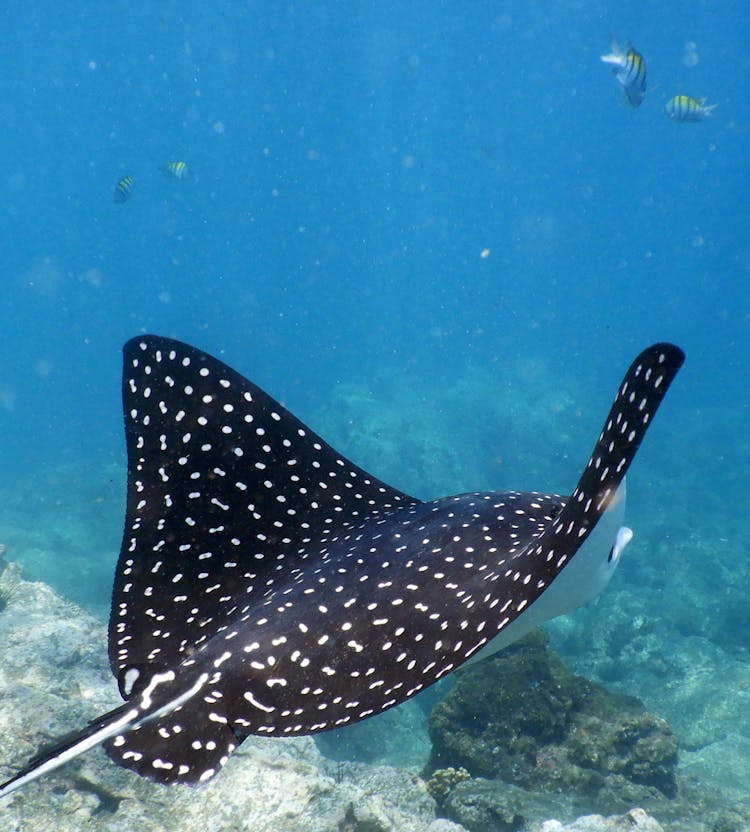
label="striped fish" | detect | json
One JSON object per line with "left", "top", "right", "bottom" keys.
{"left": 665, "top": 95, "right": 717, "bottom": 123}
{"left": 113, "top": 174, "right": 134, "bottom": 204}
{"left": 601, "top": 40, "right": 647, "bottom": 107}
{"left": 160, "top": 161, "right": 192, "bottom": 180}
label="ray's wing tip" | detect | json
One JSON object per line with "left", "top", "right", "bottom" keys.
{"left": 639, "top": 342, "right": 685, "bottom": 370}
{"left": 123, "top": 334, "right": 178, "bottom": 355}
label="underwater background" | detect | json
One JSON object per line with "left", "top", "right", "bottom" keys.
{"left": 0, "top": 1, "right": 748, "bottom": 829}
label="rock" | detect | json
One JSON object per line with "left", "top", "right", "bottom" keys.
{"left": 565, "top": 692, "right": 678, "bottom": 797}
{"left": 0, "top": 560, "right": 467, "bottom": 832}
{"left": 440, "top": 778, "right": 528, "bottom": 832}
{"left": 530, "top": 807, "right": 665, "bottom": 832}
{"left": 426, "top": 631, "right": 678, "bottom": 801}
{"left": 549, "top": 591, "right": 750, "bottom": 754}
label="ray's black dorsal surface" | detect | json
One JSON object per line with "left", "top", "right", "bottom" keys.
{"left": 0, "top": 338, "right": 684, "bottom": 797}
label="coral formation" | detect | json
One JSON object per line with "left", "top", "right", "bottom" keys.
{"left": 425, "top": 767, "right": 471, "bottom": 804}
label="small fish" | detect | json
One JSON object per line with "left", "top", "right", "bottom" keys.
{"left": 113, "top": 175, "right": 134, "bottom": 204}
{"left": 600, "top": 39, "right": 647, "bottom": 107}
{"left": 160, "top": 161, "right": 191, "bottom": 180}
{"left": 664, "top": 95, "right": 717, "bottom": 123}
{"left": 0, "top": 338, "right": 684, "bottom": 798}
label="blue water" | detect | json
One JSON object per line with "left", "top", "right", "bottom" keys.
{"left": 0, "top": 0, "right": 748, "bottom": 824}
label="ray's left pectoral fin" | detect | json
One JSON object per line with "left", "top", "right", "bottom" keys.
{"left": 521, "top": 342, "right": 684, "bottom": 587}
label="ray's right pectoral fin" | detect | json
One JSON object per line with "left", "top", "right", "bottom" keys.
{"left": 521, "top": 342, "right": 684, "bottom": 588}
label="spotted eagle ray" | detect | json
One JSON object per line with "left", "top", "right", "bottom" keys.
{"left": 0, "top": 337, "right": 683, "bottom": 797}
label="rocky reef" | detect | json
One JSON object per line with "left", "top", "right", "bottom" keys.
{"left": 422, "top": 630, "right": 750, "bottom": 832}
{"left": 427, "top": 631, "right": 678, "bottom": 802}
{"left": 0, "top": 550, "right": 746, "bottom": 832}
{"left": 315, "top": 637, "right": 750, "bottom": 832}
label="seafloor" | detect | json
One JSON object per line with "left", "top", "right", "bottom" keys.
{"left": 0, "top": 556, "right": 726, "bottom": 832}
{"left": 0, "top": 354, "right": 747, "bottom": 831}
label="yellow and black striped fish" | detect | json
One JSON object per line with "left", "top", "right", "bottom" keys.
{"left": 601, "top": 40, "right": 646, "bottom": 107}
{"left": 113, "top": 174, "right": 134, "bottom": 204}
{"left": 664, "top": 95, "right": 717, "bottom": 123}
{"left": 159, "top": 161, "right": 191, "bottom": 180}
